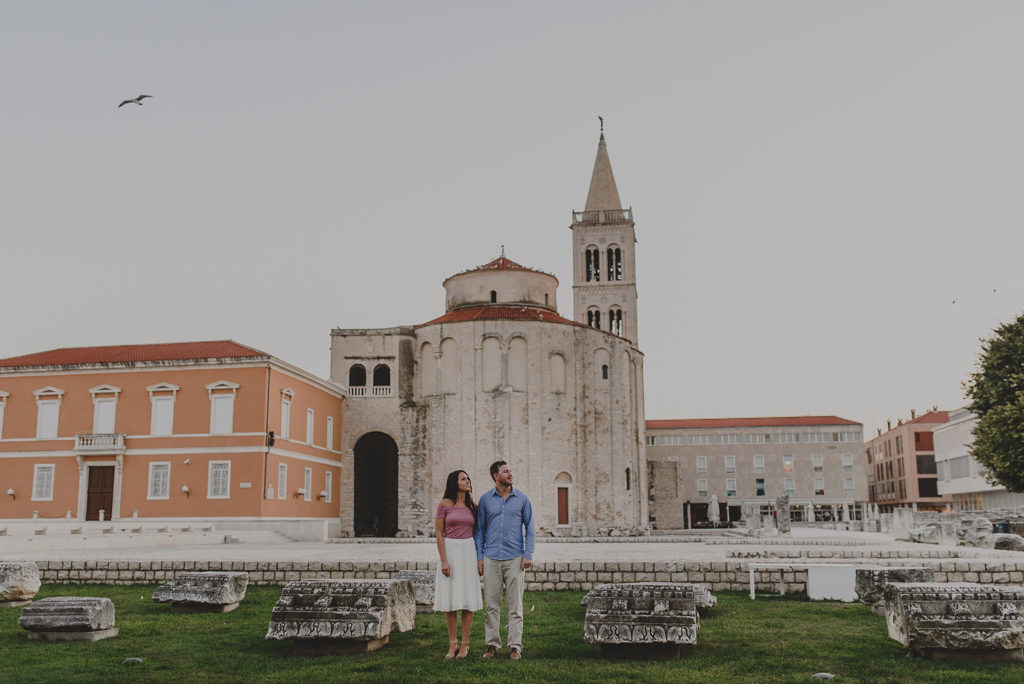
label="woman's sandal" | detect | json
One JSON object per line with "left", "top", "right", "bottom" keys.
{"left": 445, "top": 640, "right": 458, "bottom": 659}
{"left": 456, "top": 640, "right": 470, "bottom": 659}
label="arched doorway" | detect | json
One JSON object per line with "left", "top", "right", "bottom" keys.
{"left": 353, "top": 432, "right": 399, "bottom": 537}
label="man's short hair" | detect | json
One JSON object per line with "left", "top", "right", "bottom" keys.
{"left": 490, "top": 460, "right": 507, "bottom": 481}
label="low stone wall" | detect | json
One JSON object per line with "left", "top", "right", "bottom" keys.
{"left": 728, "top": 549, "right": 987, "bottom": 559}
{"left": 30, "top": 559, "right": 1024, "bottom": 594}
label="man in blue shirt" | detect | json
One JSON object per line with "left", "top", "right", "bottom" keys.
{"left": 474, "top": 460, "right": 535, "bottom": 659}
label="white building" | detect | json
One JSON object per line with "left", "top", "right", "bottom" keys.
{"left": 934, "top": 407, "right": 1024, "bottom": 510}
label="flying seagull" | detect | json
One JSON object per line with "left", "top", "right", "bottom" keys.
{"left": 118, "top": 94, "right": 152, "bottom": 108}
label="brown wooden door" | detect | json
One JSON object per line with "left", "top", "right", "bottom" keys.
{"left": 557, "top": 487, "right": 569, "bottom": 525}
{"left": 86, "top": 466, "right": 114, "bottom": 521}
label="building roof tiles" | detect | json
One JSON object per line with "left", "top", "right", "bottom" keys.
{"left": 0, "top": 340, "right": 268, "bottom": 369}
{"left": 417, "top": 305, "right": 583, "bottom": 328}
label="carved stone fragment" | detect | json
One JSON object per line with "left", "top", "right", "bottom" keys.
{"left": 582, "top": 582, "right": 716, "bottom": 612}
{"left": 958, "top": 519, "right": 994, "bottom": 548}
{"left": 266, "top": 579, "right": 415, "bottom": 654}
{"left": 854, "top": 566, "right": 934, "bottom": 615}
{"left": 0, "top": 561, "right": 41, "bottom": 608}
{"left": 885, "top": 583, "right": 1024, "bottom": 660}
{"left": 994, "top": 533, "right": 1024, "bottom": 552}
{"left": 18, "top": 597, "right": 118, "bottom": 641}
{"left": 584, "top": 583, "right": 699, "bottom": 659}
{"left": 393, "top": 570, "right": 435, "bottom": 613}
{"left": 153, "top": 571, "right": 249, "bottom": 613}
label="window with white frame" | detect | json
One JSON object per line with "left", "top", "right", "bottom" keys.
{"left": 147, "top": 383, "right": 179, "bottom": 436}
{"left": 32, "top": 464, "right": 55, "bottom": 500}
{"left": 89, "top": 385, "right": 121, "bottom": 434}
{"left": 326, "top": 416, "right": 334, "bottom": 450}
{"left": 726, "top": 478, "right": 737, "bottom": 496}
{"left": 148, "top": 462, "right": 170, "bottom": 499}
{"left": 324, "top": 471, "right": 333, "bottom": 503}
{"left": 697, "top": 479, "right": 708, "bottom": 497}
{"left": 783, "top": 454, "right": 794, "bottom": 473}
{"left": 206, "top": 381, "right": 239, "bottom": 435}
{"left": 755, "top": 477, "right": 766, "bottom": 496}
{"left": 304, "top": 467, "right": 312, "bottom": 501}
{"left": 842, "top": 453, "right": 854, "bottom": 472}
{"left": 34, "top": 387, "right": 64, "bottom": 439}
{"left": 280, "top": 389, "right": 292, "bottom": 439}
{"left": 645, "top": 435, "right": 655, "bottom": 446}
{"left": 725, "top": 455, "right": 735, "bottom": 473}
{"left": 0, "top": 391, "right": 7, "bottom": 439}
{"left": 844, "top": 477, "right": 855, "bottom": 496}
{"left": 784, "top": 477, "right": 795, "bottom": 495}
{"left": 306, "top": 409, "right": 314, "bottom": 444}
{"left": 208, "top": 461, "right": 231, "bottom": 498}
{"left": 696, "top": 455, "right": 707, "bottom": 473}
{"left": 814, "top": 477, "right": 825, "bottom": 496}
{"left": 812, "top": 453, "right": 823, "bottom": 472}
{"left": 754, "top": 454, "right": 764, "bottom": 473}
{"left": 277, "top": 463, "right": 287, "bottom": 500}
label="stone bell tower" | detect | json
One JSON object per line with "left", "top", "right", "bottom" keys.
{"left": 571, "top": 125, "right": 640, "bottom": 345}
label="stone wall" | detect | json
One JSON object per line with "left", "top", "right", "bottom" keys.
{"left": 31, "top": 559, "right": 1024, "bottom": 594}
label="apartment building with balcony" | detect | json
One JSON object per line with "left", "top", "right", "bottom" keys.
{"left": 645, "top": 416, "right": 867, "bottom": 529}
{"left": 865, "top": 408, "right": 951, "bottom": 513}
{"left": 0, "top": 341, "right": 345, "bottom": 535}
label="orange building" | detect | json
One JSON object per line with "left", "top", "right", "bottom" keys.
{"left": 865, "top": 408, "right": 951, "bottom": 513}
{"left": 0, "top": 341, "right": 344, "bottom": 537}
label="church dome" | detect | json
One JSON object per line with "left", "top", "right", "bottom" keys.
{"left": 441, "top": 255, "right": 558, "bottom": 313}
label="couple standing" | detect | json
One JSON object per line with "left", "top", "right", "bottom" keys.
{"left": 433, "top": 460, "right": 535, "bottom": 660}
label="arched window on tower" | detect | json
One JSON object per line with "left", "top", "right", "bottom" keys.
{"left": 586, "top": 248, "right": 601, "bottom": 282}
{"left": 609, "top": 308, "right": 623, "bottom": 336}
{"left": 348, "top": 364, "right": 366, "bottom": 387}
{"left": 601, "top": 364, "right": 609, "bottom": 380}
{"left": 587, "top": 309, "right": 601, "bottom": 329}
{"left": 626, "top": 467, "right": 631, "bottom": 491}
{"left": 490, "top": 290, "right": 497, "bottom": 303}
{"left": 607, "top": 247, "right": 622, "bottom": 281}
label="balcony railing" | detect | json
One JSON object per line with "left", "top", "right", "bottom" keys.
{"left": 347, "top": 386, "right": 392, "bottom": 398}
{"left": 572, "top": 208, "right": 632, "bottom": 224}
{"left": 75, "top": 433, "right": 126, "bottom": 454}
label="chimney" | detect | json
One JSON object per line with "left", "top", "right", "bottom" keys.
{"left": 877, "top": 428, "right": 882, "bottom": 437}
{"left": 932, "top": 405, "right": 938, "bottom": 412}
{"left": 886, "top": 420, "right": 892, "bottom": 431}
{"left": 897, "top": 418, "right": 903, "bottom": 426}
{"left": 911, "top": 409, "right": 916, "bottom": 419}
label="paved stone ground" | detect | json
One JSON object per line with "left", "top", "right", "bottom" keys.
{"left": 1, "top": 527, "right": 1019, "bottom": 564}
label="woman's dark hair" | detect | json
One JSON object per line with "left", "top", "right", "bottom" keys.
{"left": 442, "top": 469, "right": 477, "bottom": 529}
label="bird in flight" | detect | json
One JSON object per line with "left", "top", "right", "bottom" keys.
{"left": 118, "top": 94, "right": 152, "bottom": 108}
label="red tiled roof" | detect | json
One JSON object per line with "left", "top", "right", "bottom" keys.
{"left": 908, "top": 411, "right": 950, "bottom": 425}
{"left": 443, "top": 255, "right": 557, "bottom": 285}
{"left": 417, "top": 305, "right": 583, "bottom": 328}
{"left": 0, "top": 341, "right": 268, "bottom": 368}
{"left": 646, "top": 416, "right": 861, "bottom": 429}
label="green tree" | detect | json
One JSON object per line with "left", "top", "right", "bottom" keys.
{"left": 965, "top": 312, "right": 1024, "bottom": 492}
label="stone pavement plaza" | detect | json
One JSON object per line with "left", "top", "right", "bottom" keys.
{"left": 2, "top": 527, "right": 1019, "bottom": 565}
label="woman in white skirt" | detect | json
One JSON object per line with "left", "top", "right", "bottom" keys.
{"left": 434, "top": 469, "right": 483, "bottom": 658}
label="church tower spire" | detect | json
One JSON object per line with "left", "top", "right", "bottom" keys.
{"left": 571, "top": 125, "right": 640, "bottom": 345}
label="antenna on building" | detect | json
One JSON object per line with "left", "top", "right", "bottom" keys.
{"left": 500, "top": 244, "right": 505, "bottom": 257}
{"left": 598, "top": 115, "right": 604, "bottom": 135}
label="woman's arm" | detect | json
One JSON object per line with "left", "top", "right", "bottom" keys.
{"left": 435, "top": 502, "right": 451, "bottom": 577}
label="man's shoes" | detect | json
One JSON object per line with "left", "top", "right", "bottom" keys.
{"left": 482, "top": 645, "right": 497, "bottom": 659}
{"left": 509, "top": 647, "right": 521, "bottom": 660}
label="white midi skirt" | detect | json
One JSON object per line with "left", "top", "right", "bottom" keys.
{"left": 433, "top": 537, "right": 483, "bottom": 612}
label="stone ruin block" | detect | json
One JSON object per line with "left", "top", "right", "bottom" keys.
{"left": 18, "top": 597, "right": 117, "bottom": 642}
{"left": 0, "top": 561, "right": 41, "bottom": 608}
{"left": 153, "top": 571, "right": 249, "bottom": 613}
{"left": 265, "top": 579, "right": 415, "bottom": 654}
{"left": 854, "top": 566, "right": 935, "bottom": 615}
{"left": 393, "top": 570, "right": 435, "bottom": 613}
{"left": 994, "top": 533, "right": 1024, "bottom": 552}
{"left": 582, "top": 582, "right": 716, "bottom": 612}
{"left": 885, "top": 582, "right": 1024, "bottom": 661}
{"left": 583, "top": 582, "right": 699, "bottom": 659}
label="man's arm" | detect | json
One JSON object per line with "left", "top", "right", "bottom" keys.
{"left": 521, "top": 496, "right": 535, "bottom": 570}
{"left": 474, "top": 497, "right": 487, "bottom": 570}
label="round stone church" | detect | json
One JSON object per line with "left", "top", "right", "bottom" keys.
{"left": 330, "top": 134, "right": 648, "bottom": 536}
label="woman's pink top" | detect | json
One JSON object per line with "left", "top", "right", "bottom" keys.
{"left": 436, "top": 502, "right": 475, "bottom": 539}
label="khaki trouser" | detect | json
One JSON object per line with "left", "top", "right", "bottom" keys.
{"left": 483, "top": 556, "right": 524, "bottom": 651}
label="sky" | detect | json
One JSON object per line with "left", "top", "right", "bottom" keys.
{"left": 4, "top": 1, "right": 1024, "bottom": 437}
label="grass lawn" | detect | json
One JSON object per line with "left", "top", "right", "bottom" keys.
{"left": 0, "top": 584, "right": 1019, "bottom": 683}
